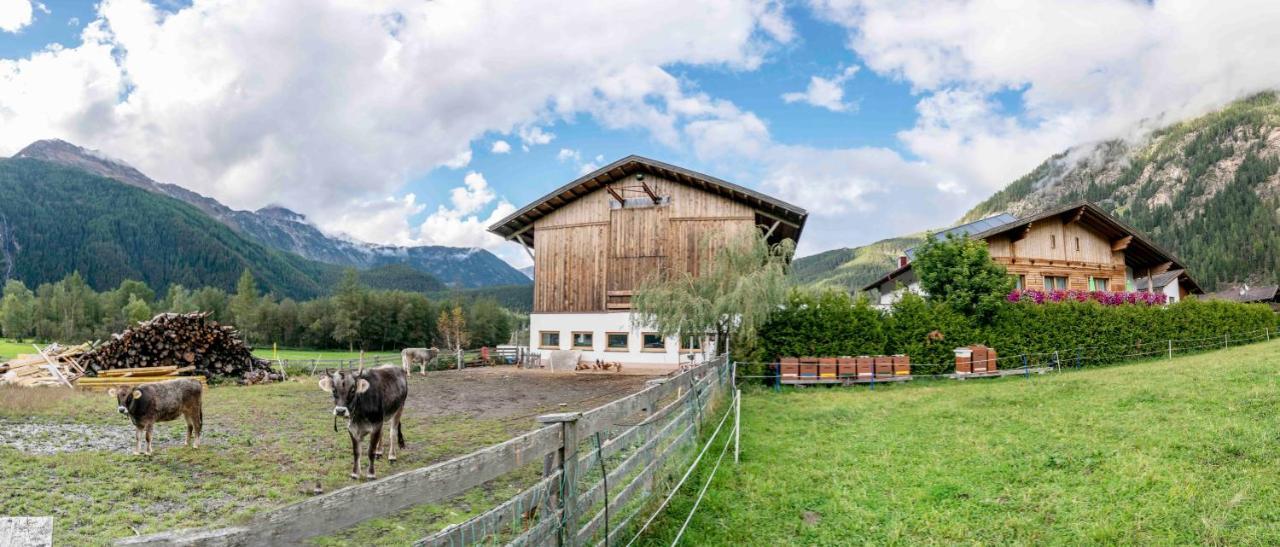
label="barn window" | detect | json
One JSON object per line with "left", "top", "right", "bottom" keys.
{"left": 680, "top": 335, "right": 702, "bottom": 352}
{"left": 606, "top": 332, "right": 629, "bottom": 351}
{"left": 1075, "top": 237, "right": 1080, "bottom": 251}
{"left": 1094, "top": 278, "right": 1110, "bottom": 291}
{"left": 572, "top": 332, "right": 593, "bottom": 348}
{"left": 539, "top": 331, "right": 560, "bottom": 349}
{"left": 641, "top": 333, "right": 665, "bottom": 352}
{"left": 1044, "top": 275, "right": 1068, "bottom": 290}
{"left": 1012, "top": 274, "right": 1025, "bottom": 290}
{"left": 1050, "top": 234, "right": 1056, "bottom": 249}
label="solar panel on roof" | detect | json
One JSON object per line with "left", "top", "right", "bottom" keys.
{"left": 904, "top": 213, "right": 1019, "bottom": 258}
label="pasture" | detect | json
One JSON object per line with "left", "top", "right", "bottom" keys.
{"left": 0, "top": 367, "right": 651, "bottom": 545}
{"left": 640, "top": 340, "right": 1280, "bottom": 545}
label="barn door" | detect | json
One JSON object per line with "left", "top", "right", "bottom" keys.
{"left": 607, "top": 205, "right": 668, "bottom": 310}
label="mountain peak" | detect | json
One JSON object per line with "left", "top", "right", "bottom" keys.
{"left": 255, "top": 204, "right": 307, "bottom": 222}
{"left": 14, "top": 138, "right": 160, "bottom": 192}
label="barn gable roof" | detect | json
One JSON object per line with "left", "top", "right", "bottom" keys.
{"left": 487, "top": 155, "right": 808, "bottom": 245}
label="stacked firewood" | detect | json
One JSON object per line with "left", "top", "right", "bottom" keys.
{"left": 81, "top": 312, "right": 277, "bottom": 383}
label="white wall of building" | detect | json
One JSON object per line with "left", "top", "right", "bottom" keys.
{"left": 529, "top": 312, "right": 711, "bottom": 370}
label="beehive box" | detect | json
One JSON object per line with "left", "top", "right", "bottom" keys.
{"left": 837, "top": 357, "right": 858, "bottom": 378}
{"left": 987, "top": 347, "right": 999, "bottom": 372}
{"left": 873, "top": 356, "right": 894, "bottom": 377}
{"left": 892, "top": 354, "right": 911, "bottom": 376}
{"left": 799, "top": 357, "right": 818, "bottom": 378}
{"left": 818, "top": 357, "right": 838, "bottom": 379}
{"left": 954, "top": 348, "right": 973, "bottom": 374}
{"left": 780, "top": 357, "right": 799, "bottom": 380}
{"left": 856, "top": 356, "right": 874, "bottom": 377}
{"left": 971, "top": 346, "right": 990, "bottom": 373}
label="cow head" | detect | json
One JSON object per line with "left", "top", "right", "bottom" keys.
{"left": 107, "top": 386, "right": 142, "bottom": 415}
{"left": 318, "top": 370, "right": 370, "bottom": 417}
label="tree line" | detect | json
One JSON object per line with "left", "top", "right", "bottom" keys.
{"left": 0, "top": 268, "right": 517, "bottom": 351}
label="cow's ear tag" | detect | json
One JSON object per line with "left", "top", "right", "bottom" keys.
{"left": 356, "top": 379, "right": 370, "bottom": 394}
{"left": 107, "top": 388, "right": 118, "bottom": 397}
{"left": 132, "top": 390, "right": 143, "bottom": 400}
{"left": 318, "top": 376, "right": 332, "bottom": 393}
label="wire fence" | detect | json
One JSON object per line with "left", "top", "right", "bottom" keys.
{"left": 269, "top": 347, "right": 538, "bottom": 376}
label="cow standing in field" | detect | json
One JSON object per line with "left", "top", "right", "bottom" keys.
{"left": 401, "top": 347, "right": 440, "bottom": 375}
{"left": 108, "top": 378, "right": 204, "bottom": 456}
{"left": 319, "top": 366, "right": 408, "bottom": 480}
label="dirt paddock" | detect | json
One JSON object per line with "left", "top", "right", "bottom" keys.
{"left": 405, "top": 366, "right": 658, "bottom": 420}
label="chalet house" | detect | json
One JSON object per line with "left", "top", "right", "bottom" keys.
{"left": 864, "top": 201, "right": 1203, "bottom": 307}
{"left": 489, "top": 155, "right": 807, "bottom": 371}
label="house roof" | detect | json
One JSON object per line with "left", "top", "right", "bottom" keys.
{"left": 863, "top": 201, "right": 1202, "bottom": 293}
{"left": 1207, "top": 284, "right": 1280, "bottom": 303}
{"left": 904, "top": 213, "right": 1018, "bottom": 260}
{"left": 1134, "top": 269, "right": 1186, "bottom": 290}
{"left": 487, "top": 155, "right": 808, "bottom": 245}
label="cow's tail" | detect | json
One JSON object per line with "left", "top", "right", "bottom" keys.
{"left": 397, "top": 419, "right": 406, "bottom": 448}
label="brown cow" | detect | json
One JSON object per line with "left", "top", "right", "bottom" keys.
{"left": 319, "top": 366, "right": 408, "bottom": 480}
{"left": 108, "top": 378, "right": 204, "bottom": 456}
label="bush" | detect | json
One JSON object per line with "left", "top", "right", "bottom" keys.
{"left": 755, "top": 292, "right": 1276, "bottom": 374}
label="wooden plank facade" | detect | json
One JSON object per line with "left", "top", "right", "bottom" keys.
{"left": 532, "top": 173, "right": 758, "bottom": 312}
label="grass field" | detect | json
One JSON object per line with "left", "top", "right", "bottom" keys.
{"left": 250, "top": 347, "right": 401, "bottom": 361}
{"left": 639, "top": 339, "right": 1280, "bottom": 545}
{"left": 0, "top": 369, "right": 648, "bottom": 545}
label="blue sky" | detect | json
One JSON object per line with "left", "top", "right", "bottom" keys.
{"left": 2, "top": 0, "right": 1278, "bottom": 268}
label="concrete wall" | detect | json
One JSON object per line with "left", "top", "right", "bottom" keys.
{"left": 529, "top": 312, "right": 711, "bottom": 370}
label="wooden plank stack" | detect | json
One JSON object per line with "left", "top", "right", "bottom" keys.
{"left": 0, "top": 343, "right": 89, "bottom": 388}
{"left": 80, "top": 312, "right": 276, "bottom": 383}
{"left": 76, "top": 366, "right": 207, "bottom": 391}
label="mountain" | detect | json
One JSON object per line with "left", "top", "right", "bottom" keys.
{"left": 798, "top": 92, "right": 1280, "bottom": 293}
{"left": 0, "top": 157, "right": 442, "bottom": 298}
{"left": 13, "top": 139, "right": 530, "bottom": 288}
{"left": 792, "top": 235, "right": 924, "bottom": 292}
{"left": 519, "top": 265, "right": 534, "bottom": 279}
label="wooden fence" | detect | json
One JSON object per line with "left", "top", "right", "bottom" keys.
{"left": 118, "top": 355, "right": 733, "bottom": 546}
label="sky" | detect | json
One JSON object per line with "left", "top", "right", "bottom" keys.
{"left": 3, "top": 1, "right": 1280, "bottom": 269}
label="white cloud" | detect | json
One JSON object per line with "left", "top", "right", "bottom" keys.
{"left": 810, "top": 0, "right": 1280, "bottom": 194}
{"left": 67, "top": 16, "right": 79, "bottom": 27}
{"left": 0, "top": 0, "right": 792, "bottom": 235}
{"left": 781, "top": 65, "right": 860, "bottom": 112}
{"left": 490, "top": 139, "right": 511, "bottom": 154}
{"left": 579, "top": 154, "right": 604, "bottom": 175}
{"left": 416, "top": 171, "right": 521, "bottom": 261}
{"left": 324, "top": 193, "right": 426, "bottom": 246}
{"left": 556, "top": 148, "right": 579, "bottom": 162}
{"left": 0, "top": 0, "right": 34, "bottom": 32}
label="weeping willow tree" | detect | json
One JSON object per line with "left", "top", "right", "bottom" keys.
{"left": 630, "top": 230, "right": 795, "bottom": 355}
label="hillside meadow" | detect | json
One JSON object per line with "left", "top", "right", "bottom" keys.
{"left": 640, "top": 339, "right": 1280, "bottom": 545}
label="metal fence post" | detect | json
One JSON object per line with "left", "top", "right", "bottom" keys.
{"left": 733, "top": 388, "right": 741, "bottom": 464}
{"left": 1224, "top": 333, "right": 1229, "bottom": 349}
{"left": 536, "top": 412, "right": 582, "bottom": 547}
{"left": 1168, "top": 340, "right": 1173, "bottom": 359}
{"left": 1022, "top": 354, "right": 1029, "bottom": 378}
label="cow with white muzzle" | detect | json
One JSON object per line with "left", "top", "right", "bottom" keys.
{"left": 319, "top": 365, "right": 408, "bottom": 480}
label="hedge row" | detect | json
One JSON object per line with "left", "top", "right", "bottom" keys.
{"left": 754, "top": 290, "right": 1278, "bottom": 376}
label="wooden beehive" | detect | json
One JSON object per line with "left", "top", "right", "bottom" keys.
{"left": 954, "top": 349, "right": 972, "bottom": 374}
{"left": 892, "top": 354, "right": 911, "bottom": 376}
{"left": 799, "top": 357, "right": 818, "bottom": 378}
{"left": 779, "top": 357, "right": 798, "bottom": 379}
{"left": 873, "top": 356, "right": 893, "bottom": 377}
{"left": 856, "top": 356, "right": 874, "bottom": 377}
{"left": 987, "top": 347, "right": 999, "bottom": 372}
{"left": 971, "top": 345, "right": 989, "bottom": 373}
{"left": 837, "top": 357, "right": 858, "bottom": 378}
{"left": 818, "top": 357, "right": 837, "bottom": 379}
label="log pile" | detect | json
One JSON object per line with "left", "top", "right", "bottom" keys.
{"left": 76, "top": 366, "right": 207, "bottom": 391}
{"left": 81, "top": 312, "right": 277, "bottom": 383}
{"left": 0, "top": 343, "right": 89, "bottom": 387}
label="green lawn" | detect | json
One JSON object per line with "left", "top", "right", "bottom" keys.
{"left": 0, "top": 338, "right": 38, "bottom": 359}
{"left": 639, "top": 339, "right": 1280, "bottom": 545}
{"left": 250, "top": 347, "right": 401, "bottom": 361}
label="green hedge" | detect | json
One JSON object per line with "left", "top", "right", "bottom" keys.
{"left": 757, "top": 290, "right": 1278, "bottom": 376}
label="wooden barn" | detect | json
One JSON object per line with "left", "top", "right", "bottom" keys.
{"left": 864, "top": 201, "right": 1204, "bottom": 306}
{"left": 489, "top": 155, "right": 807, "bottom": 370}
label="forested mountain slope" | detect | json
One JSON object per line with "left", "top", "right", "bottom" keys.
{"left": 792, "top": 235, "right": 924, "bottom": 292}
{"left": 0, "top": 158, "right": 440, "bottom": 298}
{"left": 963, "top": 92, "right": 1280, "bottom": 290}
{"left": 15, "top": 139, "right": 529, "bottom": 288}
